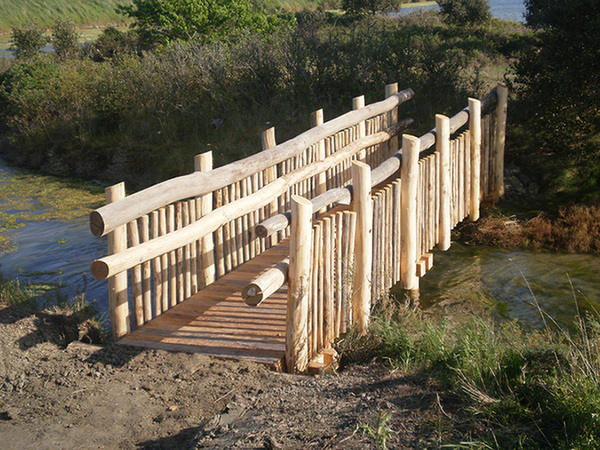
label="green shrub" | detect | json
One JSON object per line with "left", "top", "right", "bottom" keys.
{"left": 341, "top": 0, "right": 399, "bottom": 17}
{"left": 51, "top": 19, "right": 79, "bottom": 59}
{"left": 9, "top": 24, "right": 47, "bottom": 59}
{"left": 117, "top": 0, "right": 294, "bottom": 45}
{"left": 437, "top": 0, "right": 491, "bottom": 24}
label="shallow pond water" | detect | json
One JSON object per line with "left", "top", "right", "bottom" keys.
{"left": 400, "top": 0, "right": 526, "bottom": 22}
{"left": 418, "top": 243, "right": 600, "bottom": 329}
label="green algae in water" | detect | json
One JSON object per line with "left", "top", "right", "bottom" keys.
{"left": 0, "top": 164, "right": 105, "bottom": 251}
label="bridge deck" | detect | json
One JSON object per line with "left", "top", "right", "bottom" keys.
{"left": 119, "top": 239, "right": 290, "bottom": 370}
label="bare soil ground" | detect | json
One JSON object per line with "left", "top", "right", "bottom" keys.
{"left": 0, "top": 304, "right": 456, "bottom": 449}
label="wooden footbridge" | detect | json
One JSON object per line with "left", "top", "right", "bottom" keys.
{"left": 90, "top": 83, "right": 508, "bottom": 373}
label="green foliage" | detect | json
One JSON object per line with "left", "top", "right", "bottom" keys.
{"left": 0, "top": 14, "right": 504, "bottom": 187}
{"left": 509, "top": 0, "right": 600, "bottom": 203}
{"left": 51, "top": 19, "right": 79, "bottom": 59}
{"left": 339, "top": 307, "right": 600, "bottom": 448}
{"left": 437, "top": 0, "right": 491, "bottom": 24}
{"left": 117, "top": 0, "right": 292, "bottom": 44}
{"left": 341, "top": 0, "right": 398, "bottom": 17}
{"left": 9, "top": 24, "right": 47, "bottom": 59}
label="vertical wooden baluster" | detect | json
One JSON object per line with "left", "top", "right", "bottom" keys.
{"left": 175, "top": 202, "right": 184, "bottom": 303}
{"left": 469, "top": 99, "right": 481, "bottom": 221}
{"left": 128, "top": 219, "right": 144, "bottom": 328}
{"left": 322, "top": 216, "right": 333, "bottom": 348}
{"left": 151, "top": 211, "right": 163, "bottom": 318}
{"left": 286, "top": 195, "right": 312, "bottom": 373}
{"left": 353, "top": 95, "right": 366, "bottom": 162}
{"left": 188, "top": 200, "right": 198, "bottom": 295}
{"left": 437, "top": 115, "right": 451, "bottom": 251}
{"left": 167, "top": 204, "right": 177, "bottom": 307}
{"left": 335, "top": 211, "right": 343, "bottom": 337}
{"left": 311, "top": 224, "right": 320, "bottom": 357}
{"left": 400, "top": 135, "right": 420, "bottom": 291}
{"left": 159, "top": 208, "right": 169, "bottom": 312}
{"left": 182, "top": 202, "right": 192, "bottom": 299}
{"left": 140, "top": 215, "right": 152, "bottom": 322}
{"left": 352, "top": 161, "right": 373, "bottom": 334}
{"left": 385, "top": 83, "right": 399, "bottom": 156}
{"left": 241, "top": 178, "right": 251, "bottom": 262}
{"left": 106, "top": 182, "right": 129, "bottom": 339}
{"left": 495, "top": 83, "right": 508, "bottom": 200}
{"left": 195, "top": 151, "right": 216, "bottom": 286}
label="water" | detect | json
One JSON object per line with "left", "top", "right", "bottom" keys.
{"left": 401, "top": 0, "right": 526, "bottom": 22}
{"left": 419, "top": 244, "right": 600, "bottom": 329}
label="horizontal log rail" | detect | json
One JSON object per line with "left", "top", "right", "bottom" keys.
{"left": 89, "top": 89, "right": 415, "bottom": 237}
{"left": 255, "top": 86, "right": 499, "bottom": 238}
{"left": 90, "top": 118, "right": 413, "bottom": 280}
{"left": 245, "top": 85, "right": 504, "bottom": 310}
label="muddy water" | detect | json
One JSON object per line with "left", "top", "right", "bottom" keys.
{"left": 419, "top": 244, "right": 600, "bottom": 329}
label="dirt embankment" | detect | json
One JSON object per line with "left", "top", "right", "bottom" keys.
{"left": 0, "top": 304, "right": 458, "bottom": 449}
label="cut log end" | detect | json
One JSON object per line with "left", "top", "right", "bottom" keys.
{"left": 255, "top": 225, "right": 269, "bottom": 239}
{"left": 242, "top": 283, "right": 264, "bottom": 307}
{"left": 89, "top": 211, "right": 105, "bottom": 237}
{"left": 91, "top": 260, "right": 109, "bottom": 280}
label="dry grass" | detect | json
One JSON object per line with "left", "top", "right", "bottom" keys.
{"left": 456, "top": 204, "right": 600, "bottom": 254}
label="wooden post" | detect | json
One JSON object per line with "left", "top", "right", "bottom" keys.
{"left": 385, "top": 83, "right": 399, "bottom": 156}
{"left": 437, "top": 115, "right": 451, "bottom": 251}
{"left": 494, "top": 83, "right": 508, "bottom": 199}
{"left": 351, "top": 161, "right": 372, "bottom": 334}
{"left": 353, "top": 96, "right": 366, "bottom": 161}
{"left": 468, "top": 98, "right": 482, "bottom": 221}
{"left": 400, "top": 135, "right": 420, "bottom": 291}
{"left": 261, "top": 128, "right": 279, "bottom": 246}
{"left": 286, "top": 195, "right": 312, "bottom": 373}
{"left": 195, "top": 152, "right": 215, "bottom": 286}
{"left": 106, "top": 182, "right": 130, "bottom": 340}
{"left": 311, "top": 109, "right": 327, "bottom": 215}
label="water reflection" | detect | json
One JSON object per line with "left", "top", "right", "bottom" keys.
{"left": 419, "top": 243, "right": 600, "bottom": 329}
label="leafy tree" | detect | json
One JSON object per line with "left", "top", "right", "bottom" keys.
{"left": 515, "top": 0, "right": 600, "bottom": 153}
{"left": 341, "top": 0, "right": 398, "bottom": 17}
{"left": 52, "top": 19, "right": 79, "bottom": 59}
{"left": 10, "top": 24, "right": 47, "bottom": 59}
{"left": 117, "top": 0, "right": 290, "bottom": 44}
{"left": 437, "top": 0, "right": 491, "bottom": 24}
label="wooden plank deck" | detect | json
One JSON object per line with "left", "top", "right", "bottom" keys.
{"left": 119, "top": 239, "right": 290, "bottom": 369}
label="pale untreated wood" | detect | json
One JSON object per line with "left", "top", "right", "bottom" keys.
{"left": 385, "top": 83, "right": 399, "bottom": 157}
{"left": 287, "top": 196, "right": 312, "bottom": 373}
{"left": 311, "top": 109, "right": 327, "bottom": 214}
{"left": 400, "top": 135, "right": 419, "bottom": 290}
{"left": 91, "top": 89, "right": 415, "bottom": 237}
{"left": 91, "top": 120, "right": 412, "bottom": 280}
{"left": 353, "top": 96, "right": 366, "bottom": 161}
{"left": 159, "top": 208, "right": 169, "bottom": 312}
{"left": 437, "top": 115, "right": 451, "bottom": 251}
{"left": 351, "top": 161, "right": 372, "bottom": 333}
{"left": 128, "top": 219, "right": 144, "bottom": 328}
{"left": 151, "top": 211, "right": 163, "bottom": 318}
{"left": 322, "top": 216, "right": 333, "bottom": 347}
{"left": 243, "top": 258, "right": 289, "bottom": 307}
{"left": 468, "top": 98, "right": 481, "bottom": 221}
{"left": 495, "top": 83, "right": 508, "bottom": 199}
{"left": 106, "top": 183, "right": 130, "bottom": 340}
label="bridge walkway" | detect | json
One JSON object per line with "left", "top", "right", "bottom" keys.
{"left": 119, "top": 240, "right": 290, "bottom": 370}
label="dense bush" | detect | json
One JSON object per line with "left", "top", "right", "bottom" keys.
{"left": 0, "top": 14, "right": 513, "bottom": 188}
{"left": 9, "top": 24, "right": 47, "bottom": 59}
{"left": 341, "top": 0, "right": 398, "bottom": 17}
{"left": 51, "top": 19, "right": 79, "bottom": 59}
{"left": 118, "top": 0, "right": 294, "bottom": 44}
{"left": 437, "top": 0, "right": 491, "bottom": 24}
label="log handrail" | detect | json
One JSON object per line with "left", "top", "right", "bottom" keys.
{"left": 90, "top": 118, "right": 413, "bottom": 280}
{"left": 89, "top": 89, "right": 415, "bottom": 237}
{"left": 254, "top": 87, "right": 499, "bottom": 238}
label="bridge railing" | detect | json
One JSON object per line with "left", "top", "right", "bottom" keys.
{"left": 266, "top": 84, "right": 507, "bottom": 373}
{"left": 90, "top": 84, "right": 415, "bottom": 340}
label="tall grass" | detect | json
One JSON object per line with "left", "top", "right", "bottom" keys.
{"left": 339, "top": 301, "right": 600, "bottom": 447}
{"left": 0, "top": 0, "right": 132, "bottom": 34}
